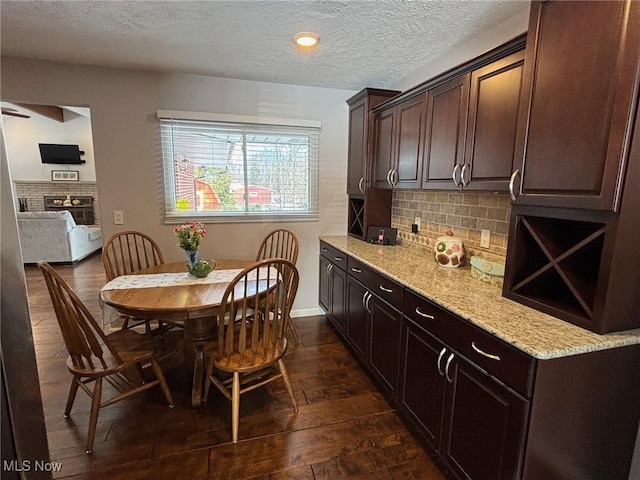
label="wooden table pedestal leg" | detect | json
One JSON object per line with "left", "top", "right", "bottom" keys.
{"left": 184, "top": 316, "right": 216, "bottom": 408}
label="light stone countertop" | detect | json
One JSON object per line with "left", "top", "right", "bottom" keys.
{"left": 320, "top": 235, "right": 640, "bottom": 360}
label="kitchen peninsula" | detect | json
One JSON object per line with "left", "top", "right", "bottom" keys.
{"left": 319, "top": 235, "right": 640, "bottom": 480}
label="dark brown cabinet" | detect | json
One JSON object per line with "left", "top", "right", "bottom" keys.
{"left": 346, "top": 89, "right": 396, "bottom": 241}
{"left": 318, "top": 239, "right": 640, "bottom": 480}
{"left": 463, "top": 50, "right": 525, "bottom": 191}
{"left": 442, "top": 356, "right": 528, "bottom": 480}
{"left": 346, "top": 88, "right": 399, "bottom": 196}
{"left": 373, "top": 94, "right": 426, "bottom": 189}
{"left": 319, "top": 242, "right": 346, "bottom": 332}
{"left": 511, "top": 0, "right": 640, "bottom": 211}
{"left": 345, "top": 275, "right": 369, "bottom": 362}
{"left": 422, "top": 75, "right": 470, "bottom": 190}
{"left": 369, "top": 295, "right": 402, "bottom": 399}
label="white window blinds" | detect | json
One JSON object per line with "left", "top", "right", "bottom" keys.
{"left": 159, "top": 112, "right": 320, "bottom": 222}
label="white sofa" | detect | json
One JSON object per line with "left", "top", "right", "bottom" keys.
{"left": 17, "top": 211, "right": 103, "bottom": 263}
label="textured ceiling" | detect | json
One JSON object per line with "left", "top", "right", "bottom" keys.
{"left": 0, "top": 0, "right": 529, "bottom": 91}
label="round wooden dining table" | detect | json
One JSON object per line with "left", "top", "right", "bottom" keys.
{"left": 100, "top": 259, "right": 258, "bottom": 408}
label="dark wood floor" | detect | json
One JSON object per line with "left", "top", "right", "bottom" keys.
{"left": 25, "top": 253, "right": 447, "bottom": 479}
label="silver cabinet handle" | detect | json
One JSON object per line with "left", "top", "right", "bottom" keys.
{"left": 461, "top": 164, "right": 469, "bottom": 187}
{"left": 379, "top": 285, "right": 393, "bottom": 293}
{"left": 415, "top": 307, "right": 435, "bottom": 320}
{"left": 365, "top": 292, "right": 372, "bottom": 313}
{"left": 437, "top": 347, "right": 447, "bottom": 376}
{"left": 391, "top": 168, "right": 398, "bottom": 186}
{"left": 452, "top": 164, "right": 461, "bottom": 186}
{"left": 334, "top": 256, "right": 343, "bottom": 262}
{"left": 386, "top": 169, "right": 393, "bottom": 188}
{"left": 362, "top": 291, "right": 368, "bottom": 312}
{"left": 321, "top": 247, "right": 329, "bottom": 253}
{"left": 445, "top": 352, "right": 455, "bottom": 383}
{"left": 358, "top": 177, "right": 365, "bottom": 195}
{"left": 327, "top": 263, "right": 333, "bottom": 277}
{"left": 472, "top": 342, "right": 501, "bottom": 361}
{"left": 509, "top": 169, "right": 520, "bottom": 202}
{"left": 351, "top": 267, "right": 362, "bottom": 274}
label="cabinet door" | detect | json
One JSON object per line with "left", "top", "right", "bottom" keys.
{"left": 399, "top": 318, "right": 447, "bottom": 451}
{"left": 393, "top": 95, "right": 426, "bottom": 189}
{"left": 345, "top": 276, "right": 370, "bottom": 362}
{"left": 373, "top": 108, "right": 396, "bottom": 189}
{"left": 512, "top": 1, "right": 640, "bottom": 211}
{"left": 347, "top": 100, "right": 367, "bottom": 195}
{"left": 464, "top": 50, "right": 524, "bottom": 191}
{"left": 319, "top": 255, "right": 331, "bottom": 312}
{"left": 442, "top": 356, "right": 528, "bottom": 480}
{"left": 329, "top": 265, "right": 347, "bottom": 333}
{"left": 369, "top": 295, "right": 402, "bottom": 398}
{"left": 422, "top": 74, "right": 471, "bottom": 190}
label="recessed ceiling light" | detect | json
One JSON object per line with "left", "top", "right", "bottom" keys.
{"left": 293, "top": 32, "right": 320, "bottom": 48}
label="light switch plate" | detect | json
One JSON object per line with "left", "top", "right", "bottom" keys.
{"left": 480, "top": 229, "right": 491, "bottom": 248}
{"left": 113, "top": 210, "right": 124, "bottom": 225}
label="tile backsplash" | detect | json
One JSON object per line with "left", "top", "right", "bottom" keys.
{"left": 392, "top": 190, "right": 511, "bottom": 259}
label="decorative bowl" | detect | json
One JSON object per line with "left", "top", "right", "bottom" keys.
{"left": 188, "top": 259, "right": 216, "bottom": 278}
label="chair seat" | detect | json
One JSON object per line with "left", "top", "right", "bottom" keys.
{"left": 66, "top": 329, "right": 155, "bottom": 376}
{"left": 204, "top": 337, "right": 288, "bottom": 373}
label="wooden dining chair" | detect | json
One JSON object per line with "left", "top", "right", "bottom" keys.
{"left": 203, "top": 258, "right": 299, "bottom": 443}
{"left": 38, "top": 261, "right": 174, "bottom": 454}
{"left": 102, "top": 230, "right": 181, "bottom": 335}
{"left": 256, "top": 228, "right": 299, "bottom": 264}
{"left": 255, "top": 228, "right": 300, "bottom": 343}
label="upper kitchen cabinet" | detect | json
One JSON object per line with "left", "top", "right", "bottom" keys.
{"left": 373, "top": 93, "right": 426, "bottom": 189}
{"left": 463, "top": 50, "right": 525, "bottom": 191}
{"left": 422, "top": 75, "right": 470, "bottom": 190}
{"left": 346, "top": 88, "right": 399, "bottom": 196}
{"left": 511, "top": 0, "right": 640, "bottom": 211}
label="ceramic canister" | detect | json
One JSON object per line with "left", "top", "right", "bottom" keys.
{"left": 434, "top": 234, "right": 465, "bottom": 268}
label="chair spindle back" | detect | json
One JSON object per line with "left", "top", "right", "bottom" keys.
{"left": 102, "top": 231, "right": 164, "bottom": 280}
{"left": 256, "top": 229, "right": 299, "bottom": 265}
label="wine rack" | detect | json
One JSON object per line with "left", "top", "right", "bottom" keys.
{"left": 502, "top": 206, "right": 622, "bottom": 332}
{"left": 347, "top": 189, "right": 392, "bottom": 241}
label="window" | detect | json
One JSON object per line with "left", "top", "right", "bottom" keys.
{"left": 159, "top": 111, "right": 320, "bottom": 222}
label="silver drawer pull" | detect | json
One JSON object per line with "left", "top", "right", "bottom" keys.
{"left": 437, "top": 347, "right": 447, "bottom": 376}
{"left": 472, "top": 342, "right": 501, "bottom": 361}
{"left": 321, "top": 248, "right": 329, "bottom": 252}
{"left": 445, "top": 353, "right": 455, "bottom": 383}
{"left": 334, "top": 256, "right": 343, "bottom": 262}
{"left": 351, "top": 267, "right": 362, "bottom": 273}
{"left": 415, "top": 307, "right": 434, "bottom": 319}
{"left": 379, "top": 285, "right": 393, "bottom": 293}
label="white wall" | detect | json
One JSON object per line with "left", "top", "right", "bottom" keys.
{"left": 1, "top": 57, "right": 354, "bottom": 315}
{"left": 3, "top": 106, "right": 96, "bottom": 181}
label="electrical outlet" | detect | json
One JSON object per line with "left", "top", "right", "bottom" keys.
{"left": 414, "top": 217, "right": 421, "bottom": 229}
{"left": 113, "top": 210, "right": 124, "bottom": 225}
{"left": 480, "top": 229, "right": 491, "bottom": 248}
{"left": 411, "top": 223, "right": 419, "bottom": 234}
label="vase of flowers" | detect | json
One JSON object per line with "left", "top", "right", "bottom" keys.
{"left": 174, "top": 221, "right": 206, "bottom": 270}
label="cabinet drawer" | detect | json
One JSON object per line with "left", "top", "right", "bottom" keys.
{"left": 348, "top": 257, "right": 403, "bottom": 310}
{"left": 319, "top": 241, "right": 347, "bottom": 270}
{"left": 404, "top": 289, "right": 535, "bottom": 398}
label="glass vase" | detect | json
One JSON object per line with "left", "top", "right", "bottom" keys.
{"left": 184, "top": 249, "right": 200, "bottom": 270}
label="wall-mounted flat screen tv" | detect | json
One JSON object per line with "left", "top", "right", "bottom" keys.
{"left": 38, "top": 143, "right": 85, "bottom": 164}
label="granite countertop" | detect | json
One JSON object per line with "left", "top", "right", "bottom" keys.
{"left": 320, "top": 235, "right": 640, "bottom": 360}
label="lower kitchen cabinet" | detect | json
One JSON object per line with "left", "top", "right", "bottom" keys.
{"left": 442, "top": 353, "right": 528, "bottom": 480}
{"left": 318, "top": 240, "right": 640, "bottom": 480}
{"left": 400, "top": 318, "right": 447, "bottom": 450}
{"left": 318, "top": 242, "right": 346, "bottom": 332}
{"left": 369, "top": 295, "right": 402, "bottom": 399}
{"left": 345, "top": 275, "right": 369, "bottom": 362}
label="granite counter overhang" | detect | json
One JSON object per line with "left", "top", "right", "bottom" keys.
{"left": 320, "top": 235, "right": 640, "bottom": 360}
